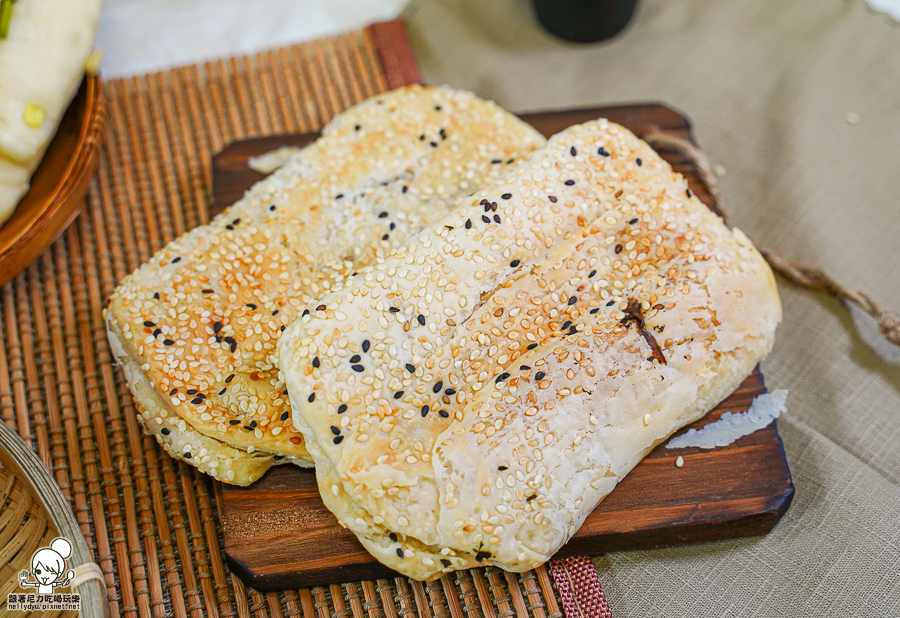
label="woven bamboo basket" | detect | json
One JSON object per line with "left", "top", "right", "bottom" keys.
{"left": 0, "top": 421, "right": 107, "bottom": 617}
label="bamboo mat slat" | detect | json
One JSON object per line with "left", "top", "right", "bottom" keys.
{"left": 0, "top": 23, "right": 566, "bottom": 618}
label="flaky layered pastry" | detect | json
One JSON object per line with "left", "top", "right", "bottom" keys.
{"left": 278, "top": 119, "right": 781, "bottom": 579}
{"left": 106, "top": 86, "right": 545, "bottom": 484}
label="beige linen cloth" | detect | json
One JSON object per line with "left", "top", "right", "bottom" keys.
{"left": 403, "top": 0, "right": 900, "bottom": 615}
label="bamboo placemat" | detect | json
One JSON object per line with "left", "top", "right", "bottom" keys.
{"left": 0, "top": 20, "right": 572, "bottom": 618}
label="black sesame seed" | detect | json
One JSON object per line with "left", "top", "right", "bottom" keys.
{"left": 351, "top": 364, "right": 364, "bottom": 372}
{"left": 495, "top": 372, "right": 510, "bottom": 383}
{"left": 153, "top": 329, "right": 162, "bottom": 337}
{"left": 308, "top": 393, "right": 316, "bottom": 403}
{"left": 313, "top": 356, "right": 320, "bottom": 368}
{"left": 187, "top": 389, "right": 198, "bottom": 395}
{"left": 302, "top": 309, "right": 310, "bottom": 316}
{"left": 230, "top": 341, "right": 237, "bottom": 353}
{"left": 243, "top": 425, "right": 253, "bottom": 431}
{"left": 218, "top": 388, "right": 226, "bottom": 396}
{"left": 225, "top": 225, "right": 234, "bottom": 230}
{"left": 335, "top": 194, "right": 344, "bottom": 199}
{"left": 421, "top": 406, "right": 429, "bottom": 417}
{"left": 161, "top": 428, "right": 170, "bottom": 435}
{"left": 615, "top": 244, "right": 623, "bottom": 254}
{"left": 636, "top": 158, "right": 642, "bottom": 166}
{"left": 249, "top": 420, "right": 257, "bottom": 428}
{"left": 153, "top": 292, "right": 160, "bottom": 300}
{"left": 382, "top": 234, "right": 389, "bottom": 241}
{"left": 213, "top": 321, "right": 222, "bottom": 333}
{"left": 607, "top": 300, "right": 616, "bottom": 306}
{"left": 548, "top": 195, "right": 557, "bottom": 203}
{"left": 338, "top": 404, "right": 348, "bottom": 414}
{"left": 390, "top": 222, "right": 396, "bottom": 230}
{"left": 439, "top": 409, "right": 449, "bottom": 418}
{"left": 501, "top": 193, "right": 512, "bottom": 199}
{"left": 396, "top": 548, "right": 404, "bottom": 558}
{"left": 232, "top": 219, "right": 241, "bottom": 225}
{"left": 280, "top": 325, "right": 286, "bottom": 332}
{"left": 598, "top": 148, "right": 610, "bottom": 157}
{"left": 498, "top": 465, "right": 508, "bottom": 471}
{"left": 465, "top": 219, "right": 472, "bottom": 229}
{"left": 272, "top": 309, "right": 279, "bottom": 316}
{"left": 355, "top": 124, "right": 361, "bottom": 131}
{"left": 482, "top": 215, "right": 491, "bottom": 223}
{"left": 172, "top": 256, "right": 182, "bottom": 263}
{"left": 350, "top": 355, "right": 361, "bottom": 363}
{"left": 269, "top": 204, "right": 276, "bottom": 211}
{"left": 526, "top": 494, "right": 537, "bottom": 501}
{"left": 419, "top": 134, "right": 425, "bottom": 140}
{"left": 492, "top": 159, "right": 502, "bottom": 164}
{"left": 439, "top": 128, "right": 447, "bottom": 139}
{"left": 629, "top": 218, "right": 639, "bottom": 224}
{"left": 362, "top": 340, "right": 370, "bottom": 352}
{"left": 330, "top": 426, "right": 340, "bottom": 435}
{"left": 163, "top": 339, "right": 175, "bottom": 346}
{"left": 317, "top": 304, "right": 326, "bottom": 311}
{"left": 143, "top": 320, "right": 156, "bottom": 327}
{"left": 535, "top": 372, "right": 546, "bottom": 380}
{"left": 565, "top": 179, "right": 575, "bottom": 186}
{"left": 520, "top": 365, "right": 531, "bottom": 371}
{"left": 225, "top": 374, "right": 235, "bottom": 383}
{"left": 281, "top": 411, "right": 289, "bottom": 421}
{"left": 510, "top": 259, "right": 520, "bottom": 267}
{"left": 493, "top": 214, "right": 501, "bottom": 223}
{"left": 401, "top": 187, "right": 407, "bottom": 194}
{"left": 406, "top": 363, "right": 416, "bottom": 373}
{"left": 528, "top": 343, "right": 538, "bottom": 350}
{"left": 590, "top": 307, "right": 600, "bottom": 314}
{"left": 441, "top": 559, "right": 451, "bottom": 567}
{"left": 507, "top": 158, "right": 514, "bottom": 164}
{"left": 435, "top": 105, "right": 442, "bottom": 110}
{"left": 246, "top": 303, "right": 257, "bottom": 310}
{"left": 430, "top": 141, "right": 438, "bottom": 147}
{"left": 379, "top": 211, "right": 388, "bottom": 218}
{"left": 389, "top": 306, "right": 400, "bottom": 313}
{"left": 589, "top": 270, "right": 597, "bottom": 278}
{"left": 445, "top": 388, "right": 456, "bottom": 395}
{"left": 229, "top": 419, "right": 240, "bottom": 425}
{"left": 562, "top": 320, "right": 572, "bottom": 330}
{"left": 183, "top": 452, "right": 191, "bottom": 459}
{"left": 475, "top": 552, "right": 490, "bottom": 563}
{"left": 568, "top": 296, "right": 577, "bottom": 305}
{"left": 169, "top": 388, "right": 178, "bottom": 395}
{"left": 484, "top": 203, "right": 491, "bottom": 212}
{"left": 389, "top": 533, "right": 398, "bottom": 542}
{"left": 333, "top": 435, "right": 344, "bottom": 444}
{"left": 568, "top": 326, "right": 577, "bottom": 335}
{"left": 686, "top": 188, "right": 693, "bottom": 198}
{"left": 570, "top": 146, "right": 577, "bottom": 156}
{"left": 418, "top": 314, "right": 426, "bottom": 325}
{"left": 394, "top": 391, "right": 404, "bottom": 399}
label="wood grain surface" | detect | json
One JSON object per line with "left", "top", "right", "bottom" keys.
{"left": 0, "top": 75, "right": 106, "bottom": 287}
{"left": 212, "top": 104, "right": 794, "bottom": 590}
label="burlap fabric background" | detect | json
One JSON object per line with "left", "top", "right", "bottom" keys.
{"left": 403, "top": 0, "right": 900, "bottom": 616}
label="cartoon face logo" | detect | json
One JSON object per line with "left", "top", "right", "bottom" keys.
{"left": 18, "top": 538, "right": 75, "bottom": 594}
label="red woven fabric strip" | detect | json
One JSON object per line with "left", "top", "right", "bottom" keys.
{"left": 367, "top": 19, "right": 424, "bottom": 89}
{"left": 549, "top": 557, "right": 613, "bottom": 618}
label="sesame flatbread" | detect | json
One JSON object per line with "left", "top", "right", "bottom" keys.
{"left": 277, "top": 119, "right": 781, "bottom": 579}
{"left": 106, "top": 86, "right": 546, "bottom": 485}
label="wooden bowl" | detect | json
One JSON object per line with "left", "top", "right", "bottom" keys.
{"left": 0, "top": 74, "right": 106, "bottom": 287}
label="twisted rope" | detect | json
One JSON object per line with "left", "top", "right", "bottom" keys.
{"left": 643, "top": 128, "right": 900, "bottom": 346}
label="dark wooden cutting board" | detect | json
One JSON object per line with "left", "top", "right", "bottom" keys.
{"left": 211, "top": 104, "right": 794, "bottom": 591}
